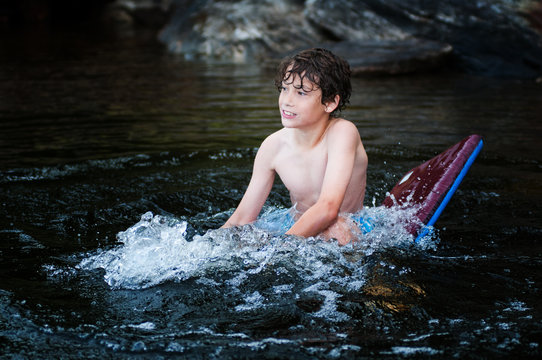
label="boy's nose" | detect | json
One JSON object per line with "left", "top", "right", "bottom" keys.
{"left": 282, "top": 92, "right": 294, "bottom": 106}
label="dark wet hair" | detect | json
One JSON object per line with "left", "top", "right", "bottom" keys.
{"left": 274, "top": 48, "right": 351, "bottom": 117}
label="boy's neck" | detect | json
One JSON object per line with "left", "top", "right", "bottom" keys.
{"left": 292, "top": 116, "right": 335, "bottom": 149}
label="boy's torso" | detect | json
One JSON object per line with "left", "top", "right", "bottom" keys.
{"left": 268, "top": 118, "right": 366, "bottom": 214}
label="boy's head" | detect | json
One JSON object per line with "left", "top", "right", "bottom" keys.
{"left": 275, "top": 48, "right": 352, "bottom": 118}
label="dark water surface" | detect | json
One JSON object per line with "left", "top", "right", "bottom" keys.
{"left": 1, "top": 28, "right": 541, "bottom": 359}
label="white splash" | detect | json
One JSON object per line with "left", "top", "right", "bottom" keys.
{"left": 78, "top": 204, "right": 438, "bottom": 291}
{"left": 79, "top": 212, "right": 240, "bottom": 289}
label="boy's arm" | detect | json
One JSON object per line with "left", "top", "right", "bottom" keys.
{"left": 286, "top": 121, "right": 365, "bottom": 237}
{"left": 222, "top": 137, "right": 276, "bottom": 228}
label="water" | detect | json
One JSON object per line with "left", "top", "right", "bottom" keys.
{"left": 1, "top": 27, "right": 541, "bottom": 359}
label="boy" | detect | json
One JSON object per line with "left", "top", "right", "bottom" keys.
{"left": 222, "top": 48, "right": 367, "bottom": 245}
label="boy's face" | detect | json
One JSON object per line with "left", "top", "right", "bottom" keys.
{"left": 278, "top": 69, "right": 331, "bottom": 129}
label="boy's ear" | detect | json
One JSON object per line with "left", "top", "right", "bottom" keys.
{"left": 324, "top": 95, "right": 340, "bottom": 113}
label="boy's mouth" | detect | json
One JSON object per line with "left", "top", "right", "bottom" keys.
{"left": 282, "top": 110, "right": 296, "bottom": 118}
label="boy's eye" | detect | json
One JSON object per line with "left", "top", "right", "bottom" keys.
{"left": 298, "top": 91, "right": 306, "bottom": 96}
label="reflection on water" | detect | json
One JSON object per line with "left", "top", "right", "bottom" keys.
{"left": 1, "top": 28, "right": 541, "bottom": 359}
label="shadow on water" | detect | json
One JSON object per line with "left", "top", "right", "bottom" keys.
{"left": 1, "top": 27, "right": 541, "bottom": 359}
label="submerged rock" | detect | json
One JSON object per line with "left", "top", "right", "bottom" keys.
{"left": 158, "top": 0, "right": 542, "bottom": 78}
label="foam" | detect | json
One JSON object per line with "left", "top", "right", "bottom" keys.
{"left": 75, "top": 206, "right": 439, "bottom": 327}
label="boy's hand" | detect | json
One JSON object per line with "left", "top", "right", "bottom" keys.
{"left": 319, "top": 215, "right": 361, "bottom": 245}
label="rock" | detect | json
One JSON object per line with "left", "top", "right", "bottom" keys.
{"left": 304, "top": 0, "right": 408, "bottom": 41}
{"left": 104, "top": 0, "right": 173, "bottom": 28}
{"left": 519, "top": 0, "right": 542, "bottom": 35}
{"left": 159, "top": 0, "right": 542, "bottom": 78}
{"left": 323, "top": 39, "right": 453, "bottom": 76}
{"left": 159, "top": 0, "right": 326, "bottom": 62}
{"left": 344, "top": 0, "right": 542, "bottom": 78}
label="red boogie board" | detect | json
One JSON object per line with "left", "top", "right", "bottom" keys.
{"left": 382, "top": 134, "right": 484, "bottom": 242}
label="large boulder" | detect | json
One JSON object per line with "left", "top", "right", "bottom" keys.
{"left": 331, "top": 0, "right": 542, "bottom": 78}
{"left": 159, "top": 0, "right": 325, "bottom": 62}
{"left": 158, "top": 0, "right": 542, "bottom": 78}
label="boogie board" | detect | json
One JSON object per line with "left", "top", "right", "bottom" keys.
{"left": 382, "top": 134, "right": 483, "bottom": 242}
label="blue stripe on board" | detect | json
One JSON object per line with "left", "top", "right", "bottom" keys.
{"left": 415, "top": 139, "right": 484, "bottom": 242}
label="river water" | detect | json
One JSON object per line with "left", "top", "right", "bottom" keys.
{"left": 1, "top": 27, "right": 541, "bottom": 359}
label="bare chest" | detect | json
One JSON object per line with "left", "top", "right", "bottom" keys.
{"left": 274, "top": 145, "right": 328, "bottom": 209}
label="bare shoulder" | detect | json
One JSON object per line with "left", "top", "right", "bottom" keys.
{"left": 255, "top": 128, "right": 288, "bottom": 169}
{"left": 326, "top": 118, "right": 368, "bottom": 165}
{"left": 261, "top": 128, "right": 287, "bottom": 150}
{"left": 327, "top": 118, "right": 361, "bottom": 143}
